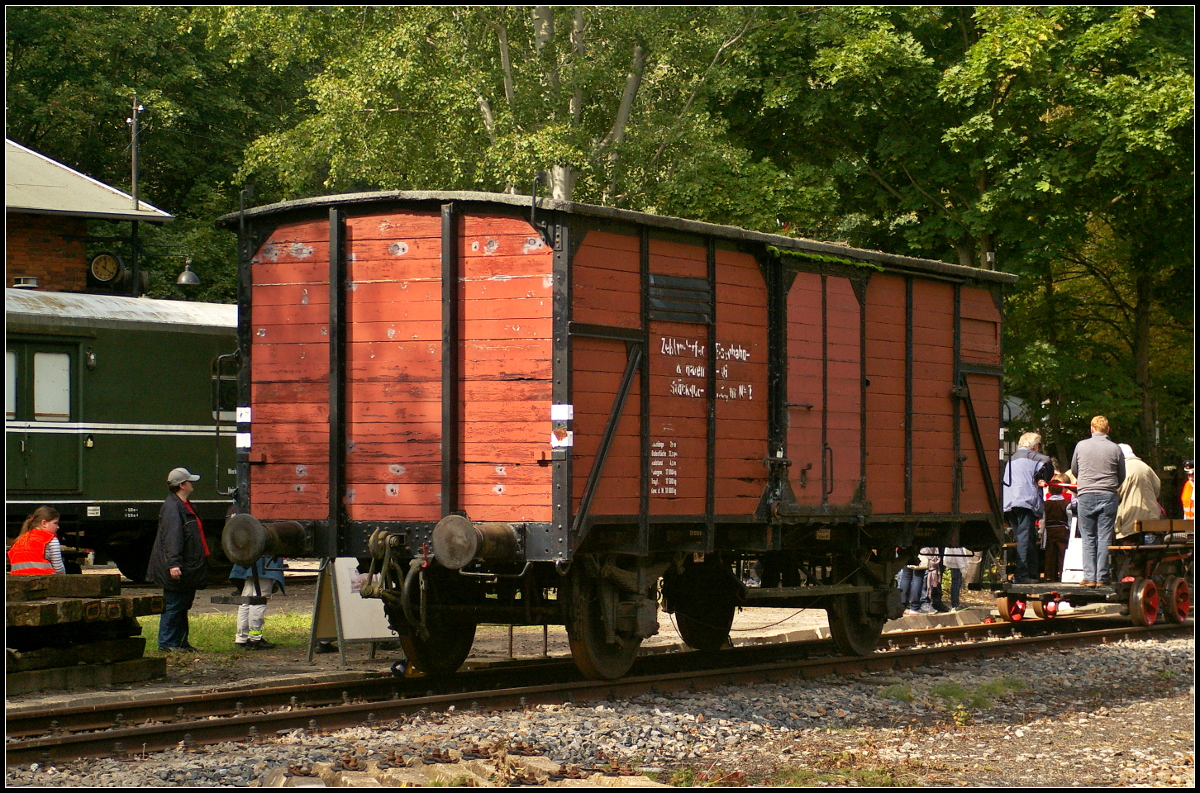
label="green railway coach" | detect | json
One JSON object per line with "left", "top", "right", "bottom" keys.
{"left": 5, "top": 287, "right": 238, "bottom": 580}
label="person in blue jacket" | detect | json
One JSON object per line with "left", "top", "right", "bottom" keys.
{"left": 1002, "top": 432, "right": 1055, "bottom": 584}
{"left": 229, "top": 556, "right": 286, "bottom": 649}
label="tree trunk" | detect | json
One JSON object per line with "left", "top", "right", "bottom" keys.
{"left": 548, "top": 164, "right": 575, "bottom": 202}
{"left": 953, "top": 239, "right": 973, "bottom": 268}
{"left": 570, "top": 8, "right": 585, "bottom": 124}
{"left": 1133, "top": 264, "right": 1156, "bottom": 466}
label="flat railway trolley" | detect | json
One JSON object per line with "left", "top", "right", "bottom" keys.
{"left": 217, "top": 191, "right": 1017, "bottom": 679}
{"left": 996, "top": 518, "right": 1194, "bottom": 626}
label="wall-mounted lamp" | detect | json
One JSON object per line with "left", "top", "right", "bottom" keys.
{"left": 176, "top": 258, "right": 201, "bottom": 286}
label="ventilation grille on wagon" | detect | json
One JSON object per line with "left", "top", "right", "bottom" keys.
{"left": 648, "top": 273, "right": 712, "bottom": 324}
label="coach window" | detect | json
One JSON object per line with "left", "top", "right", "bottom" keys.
{"left": 33, "top": 352, "right": 72, "bottom": 422}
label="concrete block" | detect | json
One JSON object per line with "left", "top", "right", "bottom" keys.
{"left": 514, "top": 756, "right": 562, "bottom": 779}
{"left": 373, "top": 769, "right": 429, "bottom": 787}
{"left": 329, "top": 771, "right": 381, "bottom": 787}
{"left": 548, "top": 774, "right": 669, "bottom": 788}
{"left": 421, "top": 763, "right": 493, "bottom": 787}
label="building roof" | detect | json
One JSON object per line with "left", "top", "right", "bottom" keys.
{"left": 5, "top": 139, "right": 173, "bottom": 223}
{"left": 218, "top": 190, "right": 1017, "bottom": 285}
{"left": 5, "top": 288, "right": 235, "bottom": 336}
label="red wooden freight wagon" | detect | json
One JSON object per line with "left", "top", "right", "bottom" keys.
{"left": 218, "top": 192, "right": 1017, "bottom": 678}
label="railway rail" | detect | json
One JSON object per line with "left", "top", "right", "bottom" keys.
{"left": 6, "top": 616, "right": 1190, "bottom": 766}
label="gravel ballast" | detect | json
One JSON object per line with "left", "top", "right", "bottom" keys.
{"left": 6, "top": 635, "right": 1192, "bottom": 787}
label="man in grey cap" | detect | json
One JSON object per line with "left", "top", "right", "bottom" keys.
{"left": 146, "top": 467, "right": 211, "bottom": 651}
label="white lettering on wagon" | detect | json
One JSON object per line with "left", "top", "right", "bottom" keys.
{"left": 650, "top": 440, "right": 679, "bottom": 495}
{"left": 659, "top": 336, "right": 755, "bottom": 401}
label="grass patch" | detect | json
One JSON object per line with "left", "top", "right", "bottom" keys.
{"left": 970, "top": 676, "right": 1023, "bottom": 708}
{"left": 660, "top": 766, "right": 747, "bottom": 787}
{"left": 930, "top": 681, "right": 972, "bottom": 708}
{"left": 139, "top": 611, "right": 312, "bottom": 656}
{"left": 878, "top": 683, "right": 914, "bottom": 703}
{"left": 929, "top": 676, "right": 1024, "bottom": 710}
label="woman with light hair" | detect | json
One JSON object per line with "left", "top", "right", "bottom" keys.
{"left": 1002, "top": 431, "right": 1055, "bottom": 584}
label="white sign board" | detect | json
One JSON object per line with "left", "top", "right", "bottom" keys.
{"left": 309, "top": 558, "right": 398, "bottom": 665}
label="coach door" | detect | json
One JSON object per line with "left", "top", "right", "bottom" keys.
{"left": 785, "top": 272, "right": 864, "bottom": 508}
{"left": 5, "top": 342, "right": 81, "bottom": 492}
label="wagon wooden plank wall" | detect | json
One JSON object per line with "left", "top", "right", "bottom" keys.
{"left": 219, "top": 191, "right": 1015, "bottom": 679}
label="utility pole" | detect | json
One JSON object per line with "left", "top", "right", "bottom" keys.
{"left": 128, "top": 96, "right": 144, "bottom": 295}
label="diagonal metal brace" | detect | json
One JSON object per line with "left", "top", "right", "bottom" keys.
{"left": 953, "top": 376, "right": 1005, "bottom": 542}
{"left": 570, "top": 344, "right": 644, "bottom": 554}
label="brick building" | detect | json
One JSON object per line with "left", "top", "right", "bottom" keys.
{"left": 5, "top": 139, "right": 172, "bottom": 293}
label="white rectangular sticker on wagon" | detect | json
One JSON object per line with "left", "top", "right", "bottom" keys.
{"left": 551, "top": 404, "right": 574, "bottom": 421}
{"left": 236, "top": 432, "right": 252, "bottom": 448}
{"left": 87, "top": 505, "right": 101, "bottom": 517}
{"left": 237, "top": 407, "right": 252, "bottom": 423}
{"left": 550, "top": 429, "right": 573, "bottom": 448}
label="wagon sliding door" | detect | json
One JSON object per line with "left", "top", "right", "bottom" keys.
{"left": 786, "top": 272, "right": 863, "bottom": 507}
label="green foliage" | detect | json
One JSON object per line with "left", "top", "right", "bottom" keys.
{"left": 6, "top": 6, "right": 1190, "bottom": 469}
{"left": 768, "top": 245, "right": 885, "bottom": 271}
{"left": 205, "top": 7, "right": 807, "bottom": 232}
{"left": 729, "top": 6, "right": 1194, "bottom": 468}
{"left": 929, "top": 676, "right": 1023, "bottom": 711}
{"left": 877, "top": 683, "right": 914, "bottom": 703}
{"left": 6, "top": 7, "right": 314, "bottom": 302}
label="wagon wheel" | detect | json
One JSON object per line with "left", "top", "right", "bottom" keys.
{"left": 1161, "top": 576, "right": 1190, "bottom": 624}
{"left": 1030, "top": 595, "right": 1059, "bottom": 620}
{"left": 383, "top": 568, "right": 478, "bottom": 675}
{"left": 827, "top": 592, "right": 886, "bottom": 656}
{"left": 567, "top": 566, "right": 642, "bottom": 680}
{"left": 662, "top": 560, "right": 737, "bottom": 652}
{"left": 1129, "top": 578, "right": 1160, "bottom": 627}
{"left": 995, "top": 595, "right": 1026, "bottom": 623}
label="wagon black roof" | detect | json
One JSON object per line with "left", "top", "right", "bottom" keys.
{"left": 218, "top": 190, "right": 1018, "bottom": 285}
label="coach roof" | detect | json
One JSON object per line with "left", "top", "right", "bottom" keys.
{"left": 5, "top": 288, "right": 236, "bottom": 336}
{"left": 217, "top": 190, "right": 1018, "bottom": 286}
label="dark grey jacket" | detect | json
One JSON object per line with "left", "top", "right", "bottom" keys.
{"left": 1071, "top": 433, "right": 1127, "bottom": 495}
{"left": 146, "top": 494, "right": 209, "bottom": 590}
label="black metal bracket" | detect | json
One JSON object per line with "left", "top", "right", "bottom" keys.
{"left": 529, "top": 172, "right": 556, "bottom": 247}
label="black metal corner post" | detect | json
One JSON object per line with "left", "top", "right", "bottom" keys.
{"left": 904, "top": 276, "right": 914, "bottom": 515}
{"left": 705, "top": 239, "right": 717, "bottom": 550}
{"left": 765, "top": 257, "right": 784, "bottom": 462}
{"left": 995, "top": 283, "right": 1006, "bottom": 533}
{"left": 326, "top": 207, "right": 347, "bottom": 558}
{"left": 952, "top": 283, "right": 963, "bottom": 516}
{"left": 441, "top": 203, "right": 459, "bottom": 518}
{"left": 551, "top": 219, "right": 573, "bottom": 561}
{"left": 854, "top": 276, "right": 869, "bottom": 506}
{"left": 639, "top": 228, "right": 651, "bottom": 554}
{"left": 235, "top": 218, "right": 254, "bottom": 514}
